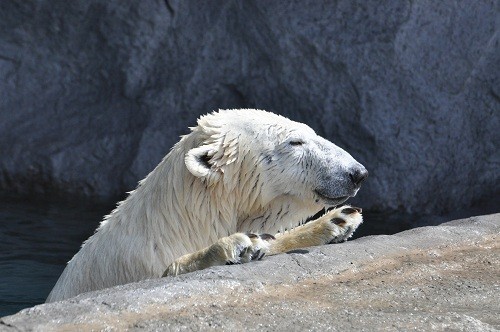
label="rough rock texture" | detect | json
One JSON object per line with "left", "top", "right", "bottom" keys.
{"left": 1, "top": 213, "right": 499, "bottom": 331}
{"left": 0, "top": 1, "right": 498, "bottom": 214}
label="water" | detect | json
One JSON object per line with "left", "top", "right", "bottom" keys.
{"left": 0, "top": 196, "right": 493, "bottom": 317}
{"left": 0, "top": 197, "right": 112, "bottom": 317}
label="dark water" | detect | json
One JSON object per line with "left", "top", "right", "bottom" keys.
{"left": 0, "top": 196, "right": 494, "bottom": 317}
{"left": 0, "top": 197, "right": 112, "bottom": 317}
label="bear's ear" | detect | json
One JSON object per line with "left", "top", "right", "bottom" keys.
{"left": 185, "top": 144, "right": 221, "bottom": 181}
{"left": 185, "top": 134, "right": 239, "bottom": 183}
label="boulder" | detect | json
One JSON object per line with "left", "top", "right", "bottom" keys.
{"left": 1, "top": 213, "right": 498, "bottom": 331}
{"left": 0, "top": 1, "right": 498, "bottom": 213}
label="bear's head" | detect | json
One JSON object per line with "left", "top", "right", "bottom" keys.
{"left": 185, "top": 109, "right": 367, "bottom": 210}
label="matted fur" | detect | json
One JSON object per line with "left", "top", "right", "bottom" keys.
{"left": 47, "top": 109, "right": 366, "bottom": 302}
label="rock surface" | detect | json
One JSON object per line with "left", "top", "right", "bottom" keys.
{"left": 0, "top": 1, "right": 498, "bottom": 214}
{"left": 1, "top": 213, "right": 499, "bottom": 331}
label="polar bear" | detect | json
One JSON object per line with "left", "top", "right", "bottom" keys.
{"left": 46, "top": 109, "right": 367, "bottom": 302}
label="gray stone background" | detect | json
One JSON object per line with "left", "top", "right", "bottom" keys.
{"left": 0, "top": 0, "right": 498, "bottom": 215}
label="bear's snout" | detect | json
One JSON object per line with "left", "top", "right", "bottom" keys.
{"left": 349, "top": 166, "right": 368, "bottom": 188}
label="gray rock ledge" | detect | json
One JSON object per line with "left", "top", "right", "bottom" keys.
{"left": 2, "top": 213, "right": 499, "bottom": 331}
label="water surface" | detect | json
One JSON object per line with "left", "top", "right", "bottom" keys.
{"left": 0, "top": 197, "right": 112, "bottom": 317}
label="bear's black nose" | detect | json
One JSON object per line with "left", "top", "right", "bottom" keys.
{"left": 349, "top": 167, "right": 368, "bottom": 187}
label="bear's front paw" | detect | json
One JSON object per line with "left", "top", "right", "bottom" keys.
{"left": 322, "top": 205, "right": 363, "bottom": 243}
{"left": 162, "top": 233, "right": 276, "bottom": 277}
{"left": 224, "top": 233, "right": 275, "bottom": 265}
{"left": 265, "top": 206, "right": 363, "bottom": 255}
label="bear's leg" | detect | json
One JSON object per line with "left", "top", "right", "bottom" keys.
{"left": 162, "top": 207, "right": 362, "bottom": 277}
{"left": 267, "top": 205, "right": 363, "bottom": 255}
{"left": 162, "top": 233, "right": 272, "bottom": 277}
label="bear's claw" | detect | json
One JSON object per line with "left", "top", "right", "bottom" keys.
{"left": 226, "top": 233, "right": 273, "bottom": 265}
{"left": 323, "top": 205, "right": 363, "bottom": 244}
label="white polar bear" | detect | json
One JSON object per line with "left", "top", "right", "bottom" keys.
{"left": 47, "top": 109, "right": 367, "bottom": 302}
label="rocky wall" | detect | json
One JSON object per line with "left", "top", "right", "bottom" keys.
{"left": 0, "top": 0, "right": 498, "bottom": 214}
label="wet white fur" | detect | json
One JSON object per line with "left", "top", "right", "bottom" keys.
{"left": 47, "top": 109, "right": 363, "bottom": 302}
